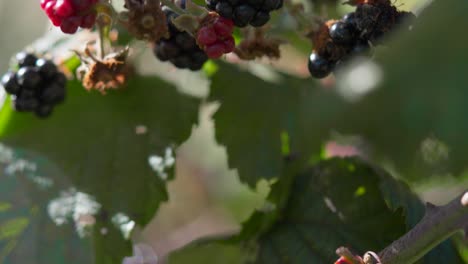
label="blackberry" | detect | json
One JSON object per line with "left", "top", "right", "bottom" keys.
{"left": 329, "top": 21, "right": 356, "bottom": 45}
{"left": 0, "top": 52, "right": 67, "bottom": 118}
{"left": 16, "top": 52, "right": 38, "bottom": 67}
{"left": 1, "top": 72, "right": 21, "bottom": 95}
{"left": 207, "top": 0, "right": 282, "bottom": 27}
{"left": 196, "top": 16, "right": 235, "bottom": 59}
{"left": 308, "top": 52, "right": 334, "bottom": 79}
{"left": 153, "top": 8, "right": 208, "bottom": 71}
{"left": 17, "top": 67, "right": 42, "bottom": 90}
{"left": 308, "top": 1, "right": 415, "bottom": 78}
{"left": 40, "top": 0, "right": 98, "bottom": 34}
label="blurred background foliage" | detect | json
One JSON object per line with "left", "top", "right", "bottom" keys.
{"left": 0, "top": 0, "right": 467, "bottom": 263}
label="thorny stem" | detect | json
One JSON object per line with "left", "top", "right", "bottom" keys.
{"left": 364, "top": 191, "right": 468, "bottom": 264}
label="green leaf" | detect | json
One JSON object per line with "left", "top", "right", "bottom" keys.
{"left": 172, "top": 158, "right": 463, "bottom": 263}
{"left": 0, "top": 76, "right": 199, "bottom": 226}
{"left": 0, "top": 76, "right": 200, "bottom": 262}
{"left": 249, "top": 158, "right": 463, "bottom": 263}
{"left": 209, "top": 64, "right": 343, "bottom": 187}
{"left": 251, "top": 158, "right": 408, "bottom": 263}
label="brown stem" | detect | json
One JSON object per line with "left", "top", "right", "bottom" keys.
{"left": 376, "top": 191, "right": 468, "bottom": 264}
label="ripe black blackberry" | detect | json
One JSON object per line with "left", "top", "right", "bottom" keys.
{"left": 153, "top": 7, "right": 208, "bottom": 71}
{"left": 308, "top": 52, "right": 334, "bottom": 78}
{"left": 0, "top": 53, "right": 66, "bottom": 118}
{"left": 308, "top": 0, "right": 415, "bottom": 79}
{"left": 206, "top": 0, "right": 283, "bottom": 27}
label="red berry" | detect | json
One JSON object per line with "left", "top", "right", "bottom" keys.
{"left": 60, "top": 16, "right": 81, "bottom": 34}
{"left": 40, "top": 0, "right": 49, "bottom": 8}
{"left": 49, "top": 14, "right": 62, "bottom": 26}
{"left": 55, "top": 0, "right": 74, "bottom": 17}
{"left": 197, "top": 26, "right": 217, "bottom": 46}
{"left": 80, "top": 13, "right": 97, "bottom": 28}
{"left": 222, "top": 36, "right": 235, "bottom": 53}
{"left": 44, "top": 1, "right": 56, "bottom": 16}
{"left": 205, "top": 43, "right": 225, "bottom": 59}
{"left": 40, "top": 0, "right": 98, "bottom": 34}
{"left": 214, "top": 17, "right": 234, "bottom": 37}
{"left": 72, "top": 0, "right": 96, "bottom": 11}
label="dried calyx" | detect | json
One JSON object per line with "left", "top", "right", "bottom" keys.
{"left": 75, "top": 42, "right": 130, "bottom": 94}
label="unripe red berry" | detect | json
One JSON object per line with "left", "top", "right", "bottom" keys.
{"left": 197, "top": 27, "right": 217, "bottom": 45}
{"left": 222, "top": 36, "right": 235, "bottom": 53}
{"left": 214, "top": 17, "right": 234, "bottom": 37}
{"left": 205, "top": 43, "right": 225, "bottom": 59}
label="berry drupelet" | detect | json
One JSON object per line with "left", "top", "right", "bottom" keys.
{"left": 154, "top": 7, "right": 208, "bottom": 71}
{"left": 0, "top": 52, "right": 67, "bottom": 118}
{"left": 40, "top": 0, "right": 98, "bottom": 34}
{"left": 206, "top": 0, "right": 283, "bottom": 27}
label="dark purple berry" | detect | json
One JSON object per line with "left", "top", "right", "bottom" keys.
{"left": 248, "top": 0, "right": 263, "bottom": 8}
{"left": 12, "top": 95, "right": 40, "bottom": 112}
{"left": 16, "top": 52, "right": 38, "bottom": 67}
{"left": 308, "top": 52, "right": 334, "bottom": 79}
{"left": 233, "top": 5, "right": 256, "bottom": 27}
{"left": 250, "top": 11, "right": 270, "bottom": 27}
{"left": 170, "top": 56, "right": 192, "bottom": 69}
{"left": 1, "top": 72, "right": 21, "bottom": 95}
{"left": 35, "top": 104, "right": 53, "bottom": 118}
{"left": 206, "top": 0, "right": 217, "bottom": 9}
{"left": 343, "top": 12, "right": 357, "bottom": 28}
{"left": 154, "top": 7, "right": 208, "bottom": 71}
{"left": 226, "top": 0, "right": 239, "bottom": 6}
{"left": 40, "top": 83, "right": 66, "bottom": 104}
{"left": 157, "top": 41, "right": 181, "bottom": 59}
{"left": 330, "top": 21, "right": 355, "bottom": 45}
{"left": 17, "top": 67, "right": 42, "bottom": 90}
{"left": 216, "top": 2, "right": 234, "bottom": 19}
{"left": 262, "top": 0, "right": 281, "bottom": 11}
{"left": 54, "top": 72, "right": 67, "bottom": 86}
{"left": 175, "top": 33, "right": 196, "bottom": 51}
{"left": 36, "top": 58, "right": 58, "bottom": 80}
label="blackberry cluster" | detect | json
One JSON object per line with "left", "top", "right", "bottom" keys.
{"left": 197, "top": 16, "right": 235, "bottom": 59}
{"left": 0, "top": 52, "right": 66, "bottom": 118}
{"left": 154, "top": 7, "right": 208, "bottom": 71}
{"left": 206, "top": 0, "right": 283, "bottom": 27}
{"left": 40, "top": 0, "right": 98, "bottom": 34}
{"left": 308, "top": 0, "right": 416, "bottom": 78}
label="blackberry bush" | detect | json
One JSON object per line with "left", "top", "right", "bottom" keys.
{"left": 40, "top": 0, "right": 98, "bottom": 34}
{"left": 206, "top": 0, "right": 283, "bottom": 27}
{"left": 154, "top": 7, "right": 208, "bottom": 71}
{"left": 0, "top": 52, "right": 66, "bottom": 118}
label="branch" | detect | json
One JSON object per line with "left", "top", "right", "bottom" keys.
{"left": 336, "top": 191, "right": 468, "bottom": 264}
{"left": 369, "top": 190, "right": 468, "bottom": 264}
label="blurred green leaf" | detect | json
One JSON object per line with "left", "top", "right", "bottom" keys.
{"left": 0, "top": 150, "right": 93, "bottom": 264}
{"left": 0, "top": 76, "right": 200, "bottom": 262}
